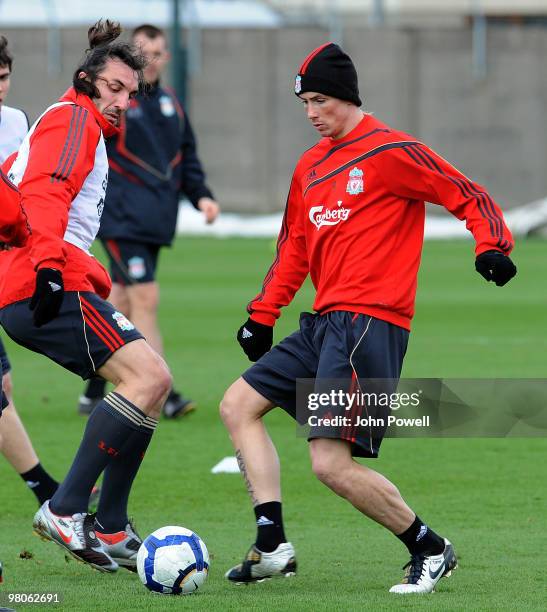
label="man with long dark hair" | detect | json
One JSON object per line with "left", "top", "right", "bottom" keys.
{"left": 1, "top": 20, "right": 171, "bottom": 573}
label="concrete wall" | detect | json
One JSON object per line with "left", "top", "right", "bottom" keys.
{"left": 2, "top": 25, "right": 546, "bottom": 212}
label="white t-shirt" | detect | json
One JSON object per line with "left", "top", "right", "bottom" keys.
{"left": 0, "top": 105, "right": 29, "bottom": 165}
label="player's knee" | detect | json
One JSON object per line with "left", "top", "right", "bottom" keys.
{"left": 146, "top": 357, "right": 172, "bottom": 402}
{"left": 129, "top": 353, "right": 172, "bottom": 407}
{"left": 219, "top": 379, "right": 261, "bottom": 430}
{"left": 310, "top": 453, "right": 339, "bottom": 488}
{"left": 309, "top": 442, "right": 350, "bottom": 492}
{"left": 219, "top": 386, "right": 239, "bottom": 429}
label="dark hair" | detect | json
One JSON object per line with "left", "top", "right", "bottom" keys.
{"left": 0, "top": 36, "right": 13, "bottom": 71}
{"left": 73, "top": 20, "right": 147, "bottom": 98}
{"left": 132, "top": 24, "right": 165, "bottom": 40}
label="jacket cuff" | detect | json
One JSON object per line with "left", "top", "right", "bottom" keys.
{"left": 249, "top": 312, "right": 276, "bottom": 327}
{"left": 189, "top": 186, "right": 214, "bottom": 210}
{"left": 36, "top": 258, "right": 65, "bottom": 272}
{"left": 475, "top": 246, "right": 505, "bottom": 257}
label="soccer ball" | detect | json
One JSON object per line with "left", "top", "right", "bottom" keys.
{"left": 136, "top": 526, "right": 209, "bottom": 595}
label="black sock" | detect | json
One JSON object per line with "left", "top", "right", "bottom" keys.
{"left": 254, "top": 501, "right": 286, "bottom": 553}
{"left": 95, "top": 417, "right": 157, "bottom": 533}
{"left": 84, "top": 376, "right": 107, "bottom": 399}
{"left": 396, "top": 515, "right": 445, "bottom": 556}
{"left": 20, "top": 463, "right": 59, "bottom": 505}
{"left": 50, "top": 393, "right": 148, "bottom": 516}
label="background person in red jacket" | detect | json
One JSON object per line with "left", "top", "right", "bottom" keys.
{"left": 0, "top": 20, "right": 172, "bottom": 574}
{"left": 220, "top": 43, "right": 516, "bottom": 594}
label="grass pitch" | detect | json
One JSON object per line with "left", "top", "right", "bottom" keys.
{"left": 0, "top": 238, "right": 545, "bottom": 611}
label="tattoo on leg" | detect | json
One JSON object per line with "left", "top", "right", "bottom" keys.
{"left": 235, "top": 449, "right": 258, "bottom": 506}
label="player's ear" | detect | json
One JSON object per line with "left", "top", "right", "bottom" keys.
{"left": 78, "top": 71, "right": 88, "bottom": 81}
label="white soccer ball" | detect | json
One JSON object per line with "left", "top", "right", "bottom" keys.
{"left": 136, "top": 526, "right": 209, "bottom": 595}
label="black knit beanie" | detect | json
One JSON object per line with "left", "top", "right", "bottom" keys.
{"left": 294, "top": 42, "right": 362, "bottom": 106}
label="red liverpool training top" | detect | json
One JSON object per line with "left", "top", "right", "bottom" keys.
{"left": 248, "top": 114, "right": 513, "bottom": 330}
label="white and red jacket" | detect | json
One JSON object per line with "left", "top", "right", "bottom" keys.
{"left": 0, "top": 87, "right": 118, "bottom": 308}
{"left": 248, "top": 114, "right": 514, "bottom": 331}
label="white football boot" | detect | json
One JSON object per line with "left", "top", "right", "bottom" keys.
{"left": 389, "top": 538, "right": 457, "bottom": 594}
{"left": 225, "top": 542, "right": 297, "bottom": 584}
{"left": 33, "top": 501, "right": 118, "bottom": 573}
{"left": 95, "top": 519, "right": 142, "bottom": 572}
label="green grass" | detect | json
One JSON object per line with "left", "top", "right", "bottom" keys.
{"left": 0, "top": 238, "right": 545, "bottom": 611}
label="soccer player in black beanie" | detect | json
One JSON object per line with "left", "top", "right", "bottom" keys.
{"left": 222, "top": 42, "right": 515, "bottom": 594}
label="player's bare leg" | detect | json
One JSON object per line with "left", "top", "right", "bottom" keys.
{"left": 78, "top": 283, "right": 130, "bottom": 413}
{"left": 80, "top": 282, "right": 193, "bottom": 417}
{"left": 309, "top": 438, "right": 414, "bottom": 532}
{"left": 220, "top": 377, "right": 280, "bottom": 504}
{"left": 0, "top": 373, "right": 59, "bottom": 504}
{"left": 0, "top": 374, "right": 39, "bottom": 473}
{"left": 221, "top": 378, "right": 296, "bottom": 583}
{"left": 78, "top": 281, "right": 161, "bottom": 412}
{"left": 126, "top": 281, "right": 195, "bottom": 418}
{"left": 309, "top": 438, "right": 457, "bottom": 593}
{"left": 125, "top": 282, "right": 162, "bottom": 356}
{"left": 97, "top": 338, "right": 171, "bottom": 418}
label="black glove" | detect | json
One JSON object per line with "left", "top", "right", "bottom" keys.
{"left": 475, "top": 250, "right": 516, "bottom": 287}
{"left": 237, "top": 318, "right": 273, "bottom": 362}
{"left": 29, "top": 268, "right": 64, "bottom": 327}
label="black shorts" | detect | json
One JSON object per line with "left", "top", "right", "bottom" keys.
{"left": 242, "top": 311, "right": 409, "bottom": 458}
{"left": 102, "top": 239, "right": 160, "bottom": 285}
{"left": 0, "top": 335, "right": 11, "bottom": 374}
{"left": 0, "top": 292, "right": 143, "bottom": 380}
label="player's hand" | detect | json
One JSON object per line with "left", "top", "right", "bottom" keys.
{"left": 475, "top": 250, "right": 517, "bottom": 286}
{"left": 197, "top": 197, "right": 220, "bottom": 224}
{"left": 237, "top": 318, "right": 273, "bottom": 362}
{"left": 29, "top": 268, "right": 65, "bottom": 327}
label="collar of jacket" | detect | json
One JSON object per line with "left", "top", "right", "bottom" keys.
{"left": 59, "top": 87, "right": 120, "bottom": 138}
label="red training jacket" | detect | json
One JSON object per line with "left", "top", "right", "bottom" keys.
{"left": 248, "top": 114, "right": 514, "bottom": 331}
{"left": 0, "top": 88, "right": 118, "bottom": 308}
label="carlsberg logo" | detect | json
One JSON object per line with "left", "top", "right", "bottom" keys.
{"left": 309, "top": 201, "right": 351, "bottom": 230}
